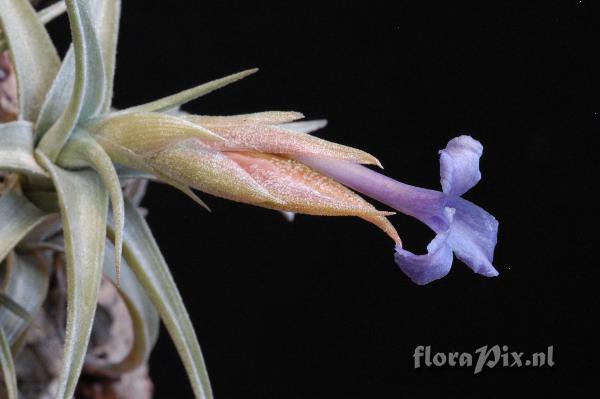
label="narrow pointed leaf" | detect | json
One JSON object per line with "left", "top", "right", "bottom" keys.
{"left": 0, "top": 1, "right": 66, "bottom": 53}
{"left": 97, "top": 240, "right": 159, "bottom": 374}
{"left": 38, "top": 1, "right": 67, "bottom": 24}
{"left": 123, "top": 178, "right": 149, "bottom": 206}
{"left": 58, "top": 130, "right": 124, "bottom": 285}
{"left": 37, "top": 0, "right": 106, "bottom": 160}
{"left": 0, "top": 0, "right": 60, "bottom": 121}
{"left": 0, "top": 292, "right": 35, "bottom": 323}
{"left": 109, "top": 199, "right": 213, "bottom": 399}
{"left": 35, "top": 0, "right": 116, "bottom": 136}
{"left": 0, "top": 327, "right": 17, "bottom": 399}
{"left": 0, "top": 121, "right": 48, "bottom": 177}
{"left": 0, "top": 253, "right": 49, "bottom": 344}
{"left": 0, "top": 188, "right": 47, "bottom": 263}
{"left": 90, "top": 0, "right": 121, "bottom": 112}
{"left": 36, "top": 152, "right": 108, "bottom": 399}
{"left": 35, "top": 47, "right": 75, "bottom": 137}
{"left": 121, "top": 69, "right": 258, "bottom": 114}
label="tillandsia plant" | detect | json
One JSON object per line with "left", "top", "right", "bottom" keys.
{"left": 0, "top": 0, "right": 500, "bottom": 398}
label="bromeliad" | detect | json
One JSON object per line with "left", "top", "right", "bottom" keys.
{"left": 0, "top": 0, "right": 500, "bottom": 397}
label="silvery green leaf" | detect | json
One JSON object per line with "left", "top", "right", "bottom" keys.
{"left": 37, "top": 1, "right": 67, "bottom": 24}
{"left": 35, "top": 47, "right": 76, "bottom": 137}
{"left": 90, "top": 0, "right": 121, "bottom": 112}
{"left": 0, "top": 253, "right": 49, "bottom": 344}
{"left": 36, "top": 152, "right": 108, "bottom": 399}
{"left": 35, "top": 0, "right": 116, "bottom": 137}
{"left": 0, "top": 121, "right": 48, "bottom": 178}
{"left": 0, "top": 0, "right": 60, "bottom": 121}
{"left": 123, "top": 177, "right": 148, "bottom": 206}
{"left": 120, "top": 68, "right": 258, "bottom": 114}
{"left": 0, "top": 188, "right": 47, "bottom": 263}
{"left": 98, "top": 240, "right": 159, "bottom": 374}
{"left": 111, "top": 199, "right": 213, "bottom": 399}
{"left": 0, "top": 1, "right": 66, "bottom": 53}
{"left": 37, "top": 0, "right": 106, "bottom": 160}
{"left": 20, "top": 213, "right": 61, "bottom": 244}
{"left": 0, "top": 292, "right": 35, "bottom": 323}
{"left": 0, "top": 326, "right": 17, "bottom": 399}
{"left": 58, "top": 130, "right": 124, "bottom": 285}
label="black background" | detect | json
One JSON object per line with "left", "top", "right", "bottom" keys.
{"left": 49, "top": 1, "right": 597, "bottom": 398}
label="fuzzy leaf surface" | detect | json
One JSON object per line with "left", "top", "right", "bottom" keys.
{"left": 111, "top": 199, "right": 213, "bottom": 399}
{"left": 98, "top": 240, "right": 160, "bottom": 374}
{"left": 0, "top": 189, "right": 47, "bottom": 263}
{"left": 37, "top": 152, "right": 108, "bottom": 399}
{"left": 90, "top": 0, "right": 121, "bottom": 111}
{"left": 0, "top": 0, "right": 60, "bottom": 121}
{"left": 0, "top": 253, "right": 49, "bottom": 344}
{"left": 0, "top": 121, "right": 47, "bottom": 177}
{"left": 37, "top": 0, "right": 106, "bottom": 160}
{"left": 121, "top": 69, "right": 257, "bottom": 114}
{"left": 0, "top": 327, "right": 17, "bottom": 399}
{"left": 58, "top": 130, "right": 124, "bottom": 285}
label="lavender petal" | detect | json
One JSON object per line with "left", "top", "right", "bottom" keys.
{"left": 394, "top": 229, "right": 454, "bottom": 285}
{"left": 439, "top": 135, "right": 483, "bottom": 197}
{"left": 447, "top": 197, "right": 499, "bottom": 277}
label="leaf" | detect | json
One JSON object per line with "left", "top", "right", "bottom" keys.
{"left": 0, "top": 252, "right": 49, "bottom": 344}
{"left": 0, "top": 1, "right": 66, "bottom": 53}
{"left": 120, "top": 68, "right": 258, "bottom": 114}
{"left": 36, "top": 152, "right": 108, "bottom": 399}
{"left": 108, "top": 199, "right": 213, "bottom": 399}
{"left": 0, "top": 0, "right": 60, "bottom": 121}
{"left": 0, "top": 326, "right": 17, "bottom": 399}
{"left": 58, "top": 130, "right": 124, "bottom": 285}
{"left": 38, "top": 1, "right": 67, "bottom": 25}
{"left": 0, "top": 188, "right": 47, "bottom": 264}
{"left": 37, "top": 0, "right": 106, "bottom": 161}
{"left": 35, "top": 47, "right": 76, "bottom": 137}
{"left": 0, "top": 292, "right": 35, "bottom": 324}
{"left": 35, "top": 0, "right": 118, "bottom": 137}
{"left": 90, "top": 0, "right": 121, "bottom": 112}
{"left": 97, "top": 240, "right": 159, "bottom": 374}
{"left": 0, "top": 121, "right": 48, "bottom": 178}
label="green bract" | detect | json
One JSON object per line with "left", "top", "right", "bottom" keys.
{"left": 0, "top": 0, "right": 257, "bottom": 397}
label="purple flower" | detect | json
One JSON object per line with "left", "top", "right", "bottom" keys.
{"left": 296, "top": 136, "right": 499, "bottom": 285}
